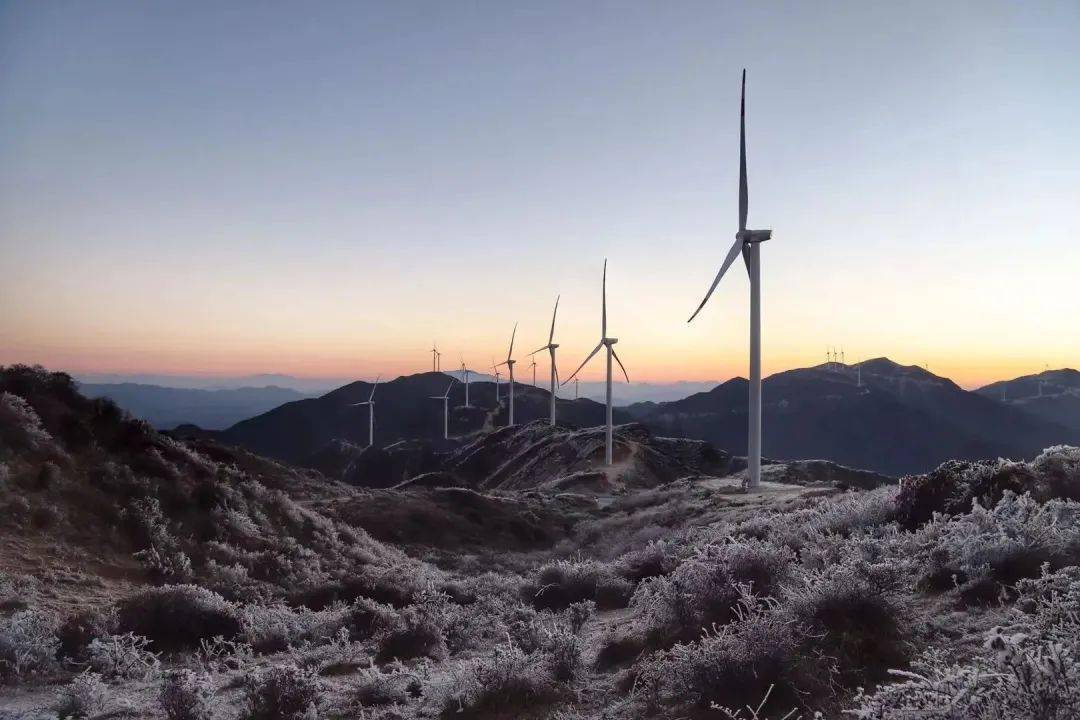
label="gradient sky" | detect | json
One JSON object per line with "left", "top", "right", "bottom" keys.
{"left": 1, "top": 1, "right": 1077, "bottom": 389}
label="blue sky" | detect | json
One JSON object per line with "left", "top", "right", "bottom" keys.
{"left": 1, "top": 1, "right": 1077, "bottom": 387}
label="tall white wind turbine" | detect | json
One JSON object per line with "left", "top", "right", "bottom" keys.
{"left": 563, "top": 259, "right": 629, "bottom": 465}
{"left": 429, "top": 379, "right": 455, "bottom": 440}
{"left": 530, "top": 296, "right": 561, "bottom": 426}
{"left": 496, "top": 324, "right": 518, "bottom": 425}
{"left": 687, "top": 69, "right": 772, "bottom": 490}
{"left": 349, "top": 375, "right": 380, "bottom": 448}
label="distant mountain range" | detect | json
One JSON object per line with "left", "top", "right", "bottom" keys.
{"left": 79, "top": 383, "right": 311, "bottom": 430}
{"left": 76, "top": 373, "right": 349, "bottom": 394}
{"left": 636, "top": 358, "right": 1077, "bottom": 476}
{"left": 96, "top": 359, "right": 1079, "bottom": 477}
{"left": 202, "top": 372, "right": 634, "bottom": 467}
{"left": 976, "top": 369, "right": 1080, "bottom": 434}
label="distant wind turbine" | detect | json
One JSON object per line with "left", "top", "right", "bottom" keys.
{"left": 431, "top": 343, "right": 441, "bottom": 372}
{"left": 496, "top": 324, "right": 518, "bottom": 425}
{"left": 530, "top": 296, "right": 561, "bottom": 426}
{"left": 490, "top": 357, "right": 502, "bottom": 402}
{"left": 460, "top": 356, "right": 471, "bottom": 407}
{"left": 574, "top": 378, "right": 579, "bottom": 399}
{"left": 563, "top": 259, "right": 629, "bottom": 465}
{"left": 349, "top": 375, "right": 380, "bottom": 448}
{"left": 687, "top": 69, "right": 772, "bottom": 490}
{"left": 530, "top": 357, "right": 538, "bottom": 386}
{"left": 429, "top": 379, "right": 455, "bottom": 440}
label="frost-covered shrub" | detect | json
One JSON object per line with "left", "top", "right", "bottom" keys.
{"left": 850, "top": 564, "right": 1080, "bottom": 718}
{"left": 349, "top": 661, "right": 420, "bottom": 708}
{"left": 0, "top": 608, "right": 60, "bottom": 677}
{"left": 1031, "top": 445, "right": 1080, "bottom": 501}
{"left": 86, "top": 632, "right": 160, "bottom": 680}
{"left": 906, "top": 492, "right": 1080, "bottom": 604}
{"left": 895, "top": 458, "right": 1038, "bottom": 530}
{"left": 0, "top": 391, "right": 57, "bottom": 455}
{"left": 631, "top": 539, "right": 794, "bottom": 645}
{"left": 426, "top": 642, "right": 554, "bottom": 718}
{"left": 242, "top": 663, "right": 321, "bottom": 720}
{"left": 125, "top": 497, "right": 194, "bottom": 583}
{"left": 115, "top": 585, "right": 241, "bottom": 651}
{"left": 616, "top": 540, "right": 681, "bottom": 583}
{"left": 783, "top": 557, "right": 907, "bottom": 686}
{"left": 634, "top": 593, "right": 819, "bottom": 713}
{"left": 57, "top": 609, "right": 115, "bottom": 661}
{"left": 241, "top": 602, "right": 353, "bottom": 654}
{"left": 565, "top": 599, "right": 595, "bottom": 635}
{"left": 525, "top": 558, "right": 633, "bottom": 611}
{"left": 0, "top": 570, "right": 40, "bottom": 610}
{"left": 160, "top": 669, "right": 217, "bottom": 720}
{"left": 538, "top": 620, "right": 585, "bottom": 682}
{"left": 196, "top": 634, "right": 254, "bottom": 673}
{"left": 56, "top": 670, "right": 108, "bottom": 719}
{"left": 375, "top": 602, "right": 446, "bottom": 663}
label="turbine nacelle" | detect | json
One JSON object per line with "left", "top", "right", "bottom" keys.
{"left": 736, "top": 229, "right": 772, "bottom": 243}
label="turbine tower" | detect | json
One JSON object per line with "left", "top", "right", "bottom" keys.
{"left": 574, "top": 378, "right": 579, "bottom": 399}
{"left": 496, "top": 324, "right": 518, "bottom": 425}
{"left": 459, "top": 356, "right": 471, "bottom": 407}
{"left": 530, "top": 296, "right": 561, "bottom": 426}
{"left": 431, "top": 343, "right": 441, "bottom": 372}
{"left": 564, "top": 259, "right": 630, "bottom": 465}
{"left": 429, "top": 379, "right": 455, "bottom": 440}
{"left": 349, "top": 375, "right": 380, "bottom": 448}
{"left": 687, "top": 69, "right": 772, "bottom": 490}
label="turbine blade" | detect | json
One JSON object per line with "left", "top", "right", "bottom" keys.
{"left": 529, "top": 344, "right": 550, "bottom": 356}
{"left": 369, "top": 374, "right": 380, "bottom": 401}
{"left": 562, "top": 342, "right": 603, "bottom": 385}
{"left": 350, "top": 401, "right": 371, "bottom": 406}
{"left": 601, "top": 259, "right": 608, "bottom": 337}
{"left": 742, "top": 242, "right": 750, "bottom": 276}
{"left": 611, "top": 347, "right": 630, "bottom": 383}
{"left": 687, "top": 238, "right": 744, "bottom": 322}
{"left": 507, "top": 322, "right": 517, "bottom": 361}
{"left": 553, "top": 350, "right": 560, "bottom": 387}
{"left": 739, "top": 69, "right": 748, "bottom": 232}
{"left": 549, "top": 295, "right": 560, "bottom": 344}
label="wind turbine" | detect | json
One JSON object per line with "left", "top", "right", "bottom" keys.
{"left": 429, "top": 379, "right": 455, "bottom": 440}
{"left": 530, "top": 357, "right": 538, "bottom": 386}
{"left": 349, "top": 375, "right": 380, "bottom": 448}
{"left": 496, "top": 324, "right": 518, "bottom": 425}
{"left": 490, "top": 357, "right": 502, "bottom": 402}
{"left": 460, "top": 356, "right": 471, "bottom": 407}
{"left": 687, "top": 69, "right": 772, "bottom": 490}
{"left": 563, "top": 259, "right": 629, "bottom": 465}
{"left": 574, "top": 378, "right": 579, "bottom": 399}
{"left": 530, "top": 296, "right": 561, "bottom": 426}
{"left": 431, "top": 343, "right": 441, "bottom": 372}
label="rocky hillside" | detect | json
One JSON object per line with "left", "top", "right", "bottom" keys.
{"left": 6, "top": 364, "right": 1080, "bottom": 720}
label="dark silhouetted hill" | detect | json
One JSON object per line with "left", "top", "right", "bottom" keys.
{"left": 976, "top": 369, "right": 1080, "bottom": 434}
{"left": 639, "top": 358, "right": 1076, "bottom": 475}
{"left": 215, "top": 372, "right": 632, "bottom": 467}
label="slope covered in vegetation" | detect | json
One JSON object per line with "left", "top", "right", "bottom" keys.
{"left": 3, "top": 365, "right": 1080, "bottom": 719}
